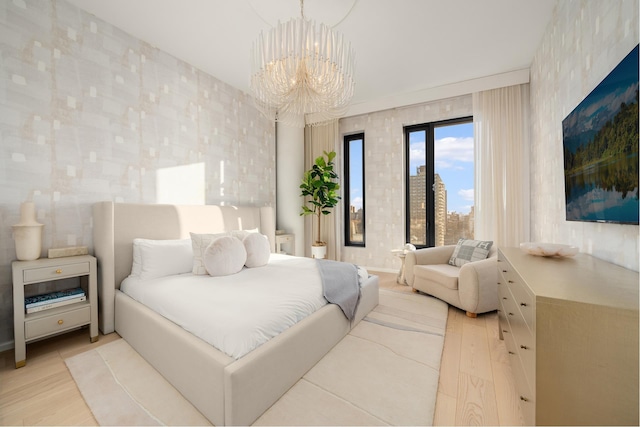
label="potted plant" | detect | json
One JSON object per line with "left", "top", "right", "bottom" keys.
{"left": 300, "top": 150, "right": 341, "bottom": 259}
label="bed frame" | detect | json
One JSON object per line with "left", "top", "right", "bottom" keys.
{"left": 92, "top": 202, "right": 379, "bottom": 426}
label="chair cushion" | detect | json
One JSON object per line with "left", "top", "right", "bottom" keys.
{"left": 449, "top": 238, "right": 493, "bottom": 267}
{"left": 414, "top": 264, "right": 460, "bottom": 290}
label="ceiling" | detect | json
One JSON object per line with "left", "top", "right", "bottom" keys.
{"left": 66, "top": 0, "right": 557, "bottom": 116}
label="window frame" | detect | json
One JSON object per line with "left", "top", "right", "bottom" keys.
{"left": 404, "top": 116, "right": 473, "bottom": 249}
{"left": 343, "top": 132, "right": 366, "bottom": 247}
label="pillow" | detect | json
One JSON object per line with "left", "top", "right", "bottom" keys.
{"left": 230, "top": 228, "right": 259, "bottom": 241}
{"left": 190, "top": 232, "right": 230, "bottom": 275}
{"left": 204, "top": 236, "right": 247, "bottom": 276}
{"left": 243, "top": 233, "right": 270, "bottom": 268}
{"left": 448, "top": 239, "right": 493, "bottom": 267}
{"left": 131, "top": 238, "right": 193, "bottom": 280}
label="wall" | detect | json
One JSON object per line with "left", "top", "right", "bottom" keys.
{"left": 0, "top": 0, "right": 275, "bottom": 348}
{"left": 530, "top": 0, "right": 639, "bottom": 271}
{"left": 339, "top": 95, "right": 473, "bottom": 271}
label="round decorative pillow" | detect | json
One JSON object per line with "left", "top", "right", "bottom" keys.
{"left": 203, "top": 236, "right": 247, "bottom": 276}
{"left": 243, "top": 233, "right": 271, "bottom": 268}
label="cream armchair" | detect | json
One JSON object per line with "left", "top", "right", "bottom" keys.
{"left": 404, "top": 245, "right": 498, "bottom": 317}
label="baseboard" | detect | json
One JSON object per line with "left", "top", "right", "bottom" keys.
{"left": 0, "top": 340, "right": 14, "bottom": 353}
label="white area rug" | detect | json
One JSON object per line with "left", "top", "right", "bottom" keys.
{"left": 66, "top": 289, "right": 448, "bottom": 426}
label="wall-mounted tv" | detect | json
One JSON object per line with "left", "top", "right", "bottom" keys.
{"left": 562, "top": 44, "right": 639, "bottom": 225}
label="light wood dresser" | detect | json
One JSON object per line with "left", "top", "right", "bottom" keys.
{"left": 497, "top": 247, "right": 638, "bottom": 426}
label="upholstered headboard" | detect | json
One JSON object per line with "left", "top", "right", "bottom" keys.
{"left": 92, "top": 202, "right": 276, "bottom": 334}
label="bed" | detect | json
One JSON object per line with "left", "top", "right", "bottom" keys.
{"left": 92, "top": 202, "right": 379, "bottom": 426}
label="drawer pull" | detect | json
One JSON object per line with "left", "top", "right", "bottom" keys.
{"left": 520, "top": 345, "right": 529, "bottom": 350}
{"left": 502, "top": 269, "right": 507, "bottom": 273}
{"left": 520, "top": 302, "right": 527, "bottom": 307}
{"left": 57, "top": 319, "right": 64, "bottom": 325}
{"left": 520, "top": 396, "right": 529, "bottom": 402}
{"left": 508, "top": 280, "right": 514, "bottom": 284}
{"left": 55, "top": 269, "right": 63, "bottom": 274}
{"left": 502, "top": 297, "right": 507, "bottom": 300}
{"left": 502, "top": 329, "right": 508, "bottom": 333}
{"left": 508, "top": 351, "right": 515, "bottom": 355}
{"left": 508, "top": 312, "right": 514, "bottom": 316}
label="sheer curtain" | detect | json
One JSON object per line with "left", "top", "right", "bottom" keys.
{"left": 303, "top": 120, "right": 342, "bottom": 261}
{"left": 473, "top": 84, "right": 530, "bottom": 248}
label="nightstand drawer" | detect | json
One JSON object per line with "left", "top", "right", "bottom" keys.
{"left": 23, "top": 262, "right": 90, "bottom": 283}
{"left": 25, "top": 305, "right": 90, "bottom": 340}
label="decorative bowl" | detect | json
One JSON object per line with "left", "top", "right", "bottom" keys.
{"left": 519, "top": 242, "right": 579, "bottom": 257}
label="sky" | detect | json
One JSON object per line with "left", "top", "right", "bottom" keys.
{"left": 348, "top": 121, "right": 474, "bottom": 214}
{"left": 348, "top": 139, "right": 364, "bottom": 210}
{"left": 410, "top": 121, "right": 474, "bottom": 214}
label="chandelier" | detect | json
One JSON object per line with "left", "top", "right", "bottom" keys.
{"left": 250, "top": 0, "right": 356, "bottom": 128}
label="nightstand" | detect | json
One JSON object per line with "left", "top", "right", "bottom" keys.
{"left": 275, "top": 233, "right": 295, "bottom": 255}
{"left": 12, "top": 255, "right": 98, "bottom": 368}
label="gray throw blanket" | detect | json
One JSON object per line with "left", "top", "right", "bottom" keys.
{"left": 316, "top": 259, "right": 361, "bottom": 321}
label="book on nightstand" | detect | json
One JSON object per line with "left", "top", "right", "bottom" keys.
{"left": 25, "top": 288, "right": 86, "bottom": 313}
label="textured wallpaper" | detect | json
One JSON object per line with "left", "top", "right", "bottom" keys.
{"left": 0, "top": 0, "right": 275, "bottom": 347}
{"left": 339, "top": 96, "right": 473, "bottom": 271}
{"left": 529, "top": 0, "right": 639, "bottom": 271}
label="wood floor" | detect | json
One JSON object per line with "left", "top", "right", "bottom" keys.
{"left": 374, "top": 270, "right": 524, "bottom": 426}
{"left": 0, "top": 271, "right": 523, "bottom": 426}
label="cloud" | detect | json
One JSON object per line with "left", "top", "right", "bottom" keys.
{"left": 458, "top": 188, "right": 474, "bottom": 201}
{"left": 409, "top": 142, "right": 425, "bottom": 162}
{"left": 349, "top": 197, "right": 363, "bottom": 210}
{"left": 435, "top": 137, "right": 474, "bottom": 165}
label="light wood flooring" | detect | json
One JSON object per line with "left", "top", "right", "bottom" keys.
{"left": 0, "top": 271, "right": 523, "bottom": 426}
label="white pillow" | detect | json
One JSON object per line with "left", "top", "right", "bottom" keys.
{"left": 243, "top": 233, "right": 270, "bottom": 268}
{"left": 204, "top": 236, "right": 247, "bottom": 277}
{"left": 230, "top": 228, "right": 259, "bottom": 241}
{"left": 190, "top": 232, "right": 229, "bottom": 275}
{"left": 131, "top": 238, "right": 193, "bottom": 280}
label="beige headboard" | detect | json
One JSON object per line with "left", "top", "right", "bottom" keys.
{"left": 92, "top": 201, "right": 276, "bottom": 334}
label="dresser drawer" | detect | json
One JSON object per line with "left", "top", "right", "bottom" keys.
{"left": 498, "top": 302, "right": 515, "bottom": 351}
{"left": 500, "top": 286, "right": 536, "bottom": 389}
{"left": 500, "top": 269, "right": 535, "bottom": 334}
{"left": 505, "top": 333, "right": 536, "bottom": 427}
{"left": 508, "top": 275, "right": 535, "bottom": 334}
{"left": 23, "top": 262, "right": 90, "bottom": 283}
{"left": 25, "top": 305, "right": 91, "bottom": 340}
{"left": 514, "top": 326, "right": 535, "bottom": 389}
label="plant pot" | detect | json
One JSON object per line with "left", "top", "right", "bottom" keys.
{"left": 311, "top": 244, "right": 327, "bottom": 259}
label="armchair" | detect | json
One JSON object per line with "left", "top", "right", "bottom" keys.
{"left": 404, "top": 244, "right": 498, "bottom": 317}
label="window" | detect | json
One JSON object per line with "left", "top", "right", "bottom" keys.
{"left": 344, "top": 133, "right": 365, "bottom": 246}
{"left": 405, "top": 117, "right": 474, "bottom": 248}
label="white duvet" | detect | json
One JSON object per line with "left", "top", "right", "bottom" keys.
{"left": 121, "top": 254, "right": 363, "bottom": 359}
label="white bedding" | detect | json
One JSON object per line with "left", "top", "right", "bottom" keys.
{"left": 121, "top": 254, "right": 364, "bottom": 359}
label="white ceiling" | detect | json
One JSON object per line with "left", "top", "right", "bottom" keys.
{"left": 66, "top": 0, "right": 556, "bottom": 116}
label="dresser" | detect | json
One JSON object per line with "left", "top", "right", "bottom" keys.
{"left": 497, "top": 247, "right": 638, "bottom": 426}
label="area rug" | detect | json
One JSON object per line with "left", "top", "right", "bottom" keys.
{"left": 66, "top": 289, "right": 448, "bottom": 426}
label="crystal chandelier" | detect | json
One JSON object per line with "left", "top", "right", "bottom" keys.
{"left": 250, "top": 0, "right": 356, "bottom": 128}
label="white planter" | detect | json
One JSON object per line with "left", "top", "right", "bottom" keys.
{"left": 12, "top": 202, "right": 44, "bottom": 261}
{"left": 311, "top": 244, "right": 327, "bottom": 259}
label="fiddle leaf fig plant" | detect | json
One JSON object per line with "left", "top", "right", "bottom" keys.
{"left": 300, "top": 150, "right": 341, "bottom": 246}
